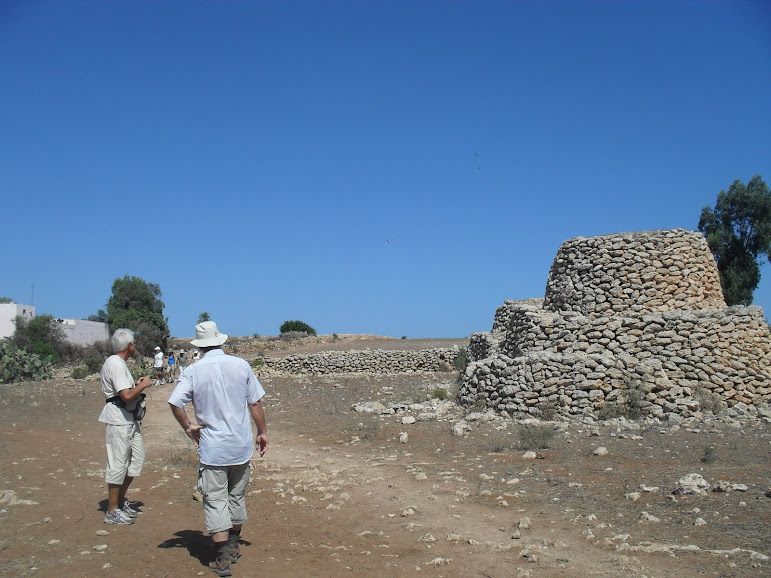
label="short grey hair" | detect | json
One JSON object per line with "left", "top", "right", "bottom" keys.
{"left": 111, "top": 328, "right": 135, "bottom": 353}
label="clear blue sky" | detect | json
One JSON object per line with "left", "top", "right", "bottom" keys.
{"left": 1, "top": 1, "right": 769, "bottom": 339}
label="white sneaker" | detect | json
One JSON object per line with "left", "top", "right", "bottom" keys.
{"left": 105, "top": 509, "right": 134, "bottom": 525}
{"left": 121, "top": 500, "right": 139, "bottom": 518}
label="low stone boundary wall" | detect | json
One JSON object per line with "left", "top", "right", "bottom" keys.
{"left": 261, "top": 348, "right": 460, "bottom": 375}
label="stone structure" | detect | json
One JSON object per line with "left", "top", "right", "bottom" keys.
{"left": 460, "top": 229, "right": 771, "bottom": 420}
{"left": 261, "top": 347, "right": 459, "bottom": 375}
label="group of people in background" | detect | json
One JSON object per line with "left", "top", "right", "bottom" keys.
{"left": 153, "top": 345, "right": 200, "bottom": 385}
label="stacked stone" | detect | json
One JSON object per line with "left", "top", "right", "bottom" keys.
{"left": 543, "top": 229, "right": 726, "bottom": 316}
{"left": 460, "top": 229, "right": 771, "bottom": 420}
{"left": 262, "top": 347, "right": 459, "bottom": 375}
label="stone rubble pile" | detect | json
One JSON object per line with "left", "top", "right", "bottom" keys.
{"left": 261, "top": 347, "right": 460, "bottom": 375}
{"left": 460, "top": 229, "right": 771, "bottom": 420}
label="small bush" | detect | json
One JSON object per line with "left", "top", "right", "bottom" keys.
{"left": 332, "top": 333, "right": 339, "bottom": 341}
{"left": 431, "top": 387, "right": 448, "bottom": 400}
{"left": 251, "top": 358, "right": 265, "bottom": 367}
{"left": 280, "top": 320, "right": 317, "bottom": 336}
{"left": 72, "top": 366, "right": 89, "bottom": 379}
{"left": 401, "top": 335, "right": 407, "bottom": 339}
{"left": 537, "top": 399, "right": 558, "bottom": 420}
{"left": 597, "top": 373, "right": 649, "bottom": 421}
{"left": 694, "top": 386, "right": 723, "bottom": 414}
{"left": 701, "top": 446, "right": 717, "bottom": 464}
{"left": 453, "top": 347, "right": 468, "bottom": 372}
{"left": 516, "top": 423, "right": 556, "bottom": 450}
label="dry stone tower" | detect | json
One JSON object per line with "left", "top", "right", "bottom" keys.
{"left": 459, "top": 229, "right": 771, "bottom": 420}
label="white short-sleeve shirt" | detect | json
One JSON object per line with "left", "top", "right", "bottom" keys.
{"left": 98, "top": 355, "right": 137, "bottom": 425}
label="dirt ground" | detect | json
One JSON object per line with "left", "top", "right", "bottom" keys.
{"left": 1, "top": 336, "right": 770, "bottom": 577}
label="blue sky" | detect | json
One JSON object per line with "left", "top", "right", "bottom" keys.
{"left": 1, "top": 1, "right": 769, "bottom": 339}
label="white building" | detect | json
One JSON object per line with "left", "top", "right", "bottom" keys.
{"left": 0, "top": 302, "right": 35, "bottom": 340}
{"left": 0, "top": 303, "right": 109, "bottom": 346}
{"left": 55, "top": 318, "right": 110, "bottom": 346}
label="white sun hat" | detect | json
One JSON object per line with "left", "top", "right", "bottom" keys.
{"left": 154, "top": 346, "right": 161, "bottom": 351}
{"left": 190, "top": 321, "right": 229, "bottom": 347}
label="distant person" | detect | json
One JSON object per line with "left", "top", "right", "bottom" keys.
{"left": 178, "top": 348, "right": 187, "bottom": 370}
{"left": 167, "top": 350, "right": 176, "bottom": 381}
{"left": 153, "top": 346, "right": 164, "bottom": 385}
{"left": 98, "top": 328, "right": 153, "bottom": 525}
{"left": 168, "top": 321, "right": 268, "bottom": 576}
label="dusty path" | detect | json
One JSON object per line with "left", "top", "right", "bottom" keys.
{"left": 1, "top": 346, "right": 769, "bottom": 577}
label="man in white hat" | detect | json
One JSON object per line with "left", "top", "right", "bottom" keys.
{"left": 168, "top": 321, "right": 269, "bottom": 576}
{"left": 153, "top": 346, "right": 164, "bottom": 385}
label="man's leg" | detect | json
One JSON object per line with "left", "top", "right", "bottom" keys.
{"left": 107, "top": 482, "right": 121, "bottom": 514}
{"left": 199, "top": 465, "right": 233, "bottom": 576}
{"left": 224, "top": 463, "right": 250, "bottom": 563}
{"left": 117, "top": 475, "right": 134, "bottom": 504}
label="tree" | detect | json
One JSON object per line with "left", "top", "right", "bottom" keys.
{"left": 11, "top": 314, "right": 71, "bottom": 363}
{"left": 198, "top": 312, "right": 211, "bottom": 323}
{"left": 87, "top": 309, "right": 107, "bottom": 322}
{"left": 105, "top": 275, "right": 169, "bottom": 354}
{"left": 698, "top": 175, "right": 771, "bottom": 306}
{"left": 279, "top": 320, "right": 317, "bottom": 336}
{"left": 0, "top": 297, "right": 13, "bottom": 304}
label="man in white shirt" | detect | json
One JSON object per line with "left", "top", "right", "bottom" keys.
{"left": 153, "top": 346, "right": 164, "bottom": 385}
{"left": 168, "top": 321, "right": 268, "bottom": 576}
{"left": 98, "top": 328, "right": 153, "bottom": 525}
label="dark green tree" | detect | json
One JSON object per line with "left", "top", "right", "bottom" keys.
{"left": 698, "top": 175, "right": 771, "bottom": 306}
{"left": 198, "top": 312, "right": 211, "bottom": 323}
{"left": 105, "top": 275, "right": 169, "bottom": 354}
{"left": 87, "top": 309, "right": 107, "bottom": 322}
{"left": 0, "top": 297, "right": 13, "bottom": 304}
{"left": 279, "top": 320, "right": 317, "bottom": 336}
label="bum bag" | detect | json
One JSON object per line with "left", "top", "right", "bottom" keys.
{"left": 106, "top": 393, "right": 147, "bottom": 421}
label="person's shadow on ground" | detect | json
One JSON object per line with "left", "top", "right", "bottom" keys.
{"left": 158, "top": 531, "right": 254, "bottom": 567}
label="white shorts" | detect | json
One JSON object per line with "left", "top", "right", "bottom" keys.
{"left": 197, "top": 462, "right": 250, "bottom": 534}
{"left": 105, "top": 423, "right": 145, "bottom": 484}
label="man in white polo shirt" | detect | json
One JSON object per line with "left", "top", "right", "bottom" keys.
{"left": 168, "top": 321, "right": 269, "bottom": 576}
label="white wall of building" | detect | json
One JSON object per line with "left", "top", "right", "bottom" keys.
{"left": 0, "top": 303, "right": 36, "bottom": 339}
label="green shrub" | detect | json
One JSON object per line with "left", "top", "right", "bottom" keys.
{"left": 10, "top": 314, "right": 73, "bottom": 364}
{"left": 251, "top": 358, "right": 265, "bottom": 367}
{"left": 401, "top": 335, "right": 407, "bottom": 339}
{"left": 516, "top": 423, "right": 556, "bottom": 450}
{"left": 0, "top": 341, "right": 53, "bottom": 383}
{"left": 279, "top": 320, "right": 317, "bottom": 336}
{"left": 72, "top": 366, "right": 89, "bottom": 379}
{"left": 431, "top": 387, "right": 448, "bottom": 400}
{"left": 453, "top": 347, "right": 468, "bottom": 372}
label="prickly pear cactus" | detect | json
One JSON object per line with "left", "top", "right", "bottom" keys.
{"left": 0, "top": 341, "right": 53, "bottom": 383}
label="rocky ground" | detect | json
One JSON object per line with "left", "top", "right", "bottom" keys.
{"left": 0, "top": 336, "right": 770, "bottom": 577}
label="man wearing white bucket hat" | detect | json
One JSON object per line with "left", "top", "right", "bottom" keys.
{"left": 168, "top": 321, "right": 269, "bottom": 576}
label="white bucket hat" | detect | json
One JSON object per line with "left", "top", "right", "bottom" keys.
{"left": 190, "top": 321, "right": 228, "bottom": 347}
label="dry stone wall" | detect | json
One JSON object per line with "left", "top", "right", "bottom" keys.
{"left": 460, "top": 229, "right": 771, "bottom": 421}
{"left": 261, "top": 348, "right": 459, "bottom": 375}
